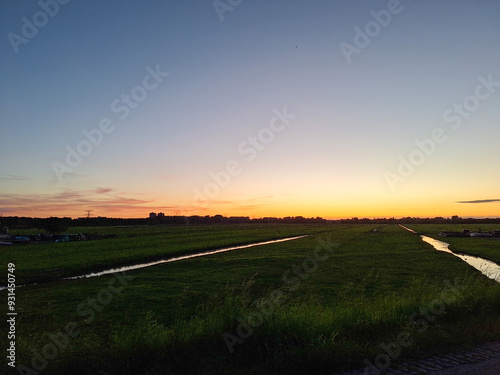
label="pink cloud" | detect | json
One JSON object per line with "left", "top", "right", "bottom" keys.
{"left": 0, "top": 189, "right": 198, "bottom": 218}
{"left": 95, "top": 187, "right": 113, "bottom": 194}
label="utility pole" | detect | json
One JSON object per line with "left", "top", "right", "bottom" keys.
{"left": 84, "top": 210, "right": 94, "bottom": 219}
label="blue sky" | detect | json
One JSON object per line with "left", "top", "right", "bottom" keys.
{"left": 1, "top": 0, "right": 499, "bottom": 218}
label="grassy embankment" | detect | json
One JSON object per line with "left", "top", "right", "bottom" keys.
{"left": 2, "top": 224, "right": 331, "bottom": 285}
{"left": 1, "top": 224, "right": 500, "bottom": 374}
{"left": 408, "top": 224, "right": 500, "bottom": 265}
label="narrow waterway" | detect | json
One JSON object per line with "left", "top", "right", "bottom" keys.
{"left": 400, "top": 225, "right": 500, "bottom": 283}
{"left": 0, "top": 235, "right": 308, "bottom": 290}
{"left": 67, "top": 235, "right": 308, "bottom": 280}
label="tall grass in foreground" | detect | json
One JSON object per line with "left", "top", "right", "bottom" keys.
{"left": 38, "top": 274, "right": 500, "bottom": 375}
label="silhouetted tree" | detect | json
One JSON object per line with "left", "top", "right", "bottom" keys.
{"left": 37, "top": 217, "right": 71, "bottom": 234}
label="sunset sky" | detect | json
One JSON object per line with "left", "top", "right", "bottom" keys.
{"left": 1, "top": 0, "right": 499, "bottom": 219}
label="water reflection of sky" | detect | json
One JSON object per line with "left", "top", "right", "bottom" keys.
{"left": 422, "top": 236, "right": 500, "bottom": 283}
{"left": 66, "top": 235, "right": 308, "bottom": 280}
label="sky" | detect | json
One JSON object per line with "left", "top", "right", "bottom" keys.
{"left": 1, "top": 0, "right": 499, "bottom": 219}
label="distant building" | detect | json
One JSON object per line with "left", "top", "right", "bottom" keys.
{"left": 158, "top": 212, "right": 165, "bottom": 217}
{"left": 149, "top": 212, "right": 157, "bottom": 219}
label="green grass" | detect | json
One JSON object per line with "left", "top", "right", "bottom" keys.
{"left": 408, "top": 224, "right": 500, "bottom": 264}
{"left": 2, "top": 224, "right": 500, "bottom": 374}
{"left": 0, "top": 224, "right": 332, "bottom": 285}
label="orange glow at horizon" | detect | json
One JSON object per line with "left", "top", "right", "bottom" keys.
{"left": 4, "top": 199, "right": 497, "bottom": 220}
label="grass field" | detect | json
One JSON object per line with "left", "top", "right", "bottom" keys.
{"left": 2, "top": 224, "right": 500, "bottom": 374}
{"left": 407, "top": 224, "right": 500, "bottom": 265}
{"left": 1, "top": 224, "right": 332, "bottom": 285}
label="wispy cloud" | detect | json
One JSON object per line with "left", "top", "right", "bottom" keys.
{"left": 47, "top": 172, "right": 87, "bottom": 185}
{"left": 95, "top": 187, "right": 113, "bottom": 194}
{"left": 0, "top": 174, "right": 31, "bottom": 181}
{"left": 234, "top": 204, "right": 267, "bottom": 211}
{"left": 211, "top": 200, "right": 234, "bottom": 205}
{"left": 457, "top": 199, "right": 500, "bottom": 204}
{"left": 0, "top": 188, "right": 198, "bottom": 218}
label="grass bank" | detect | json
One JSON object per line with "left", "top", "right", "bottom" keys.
{"left": 408, "top": 224, "right": 500, "bottom": 265}
{"left": 1, "top": 224, "right": 333, "bottom": 285}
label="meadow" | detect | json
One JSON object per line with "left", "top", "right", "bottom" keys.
{"left": 407, "top": 224, "right": 500, "bottom": 265}
{"left": 2, "top": 224, "right": 331, "bottom": 285}
{"left": 2, "top": 224, "right": 500, "bottom": 374}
